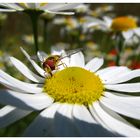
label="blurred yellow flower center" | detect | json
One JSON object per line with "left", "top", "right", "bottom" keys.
{"left": 40, "top": 3, "right": 48, "bottom": 7}
{"left": 43, "top": 67, "right": 104, "bottom": 105}
{"left": 111, "top": 17, "right": 137, "bottom": 31}
{"left": 66, "top": 18, "right": 75, "bottom": 28}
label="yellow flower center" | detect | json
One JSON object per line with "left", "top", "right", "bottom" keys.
{"left": 79, "top": 17, "right": 87, "bottom": 23}
{"left": 43, "top": 67, "right": 104, "bottom": 106}
{"left": 111, "top": 17, "right": 137, "bottom": 31}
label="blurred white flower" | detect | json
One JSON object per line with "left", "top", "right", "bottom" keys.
{"left": 22, "top": 34, "right": 43, "bottom": 45}
{"left": 124, "top": 36, "right": 139, "bottom": 47}
{"left": 51, "top": 42, "right": 70, "bottom": 54}
{"left": 74, "top": 4, "right": 90, "bottom": 13}
{"left": 0, "top": 3, "right": 80, "bottom": 15}
{"left": 86, "top": 16, "right": 140, "bottom": 40}
{"left": 53, "top": 17, "right": 79, "bottom": 30}
{"left": 88, "top": 5, "right": 114, "bottom": 17}
{"left": 54, "top": 16, "right": 99, "bottom": 33}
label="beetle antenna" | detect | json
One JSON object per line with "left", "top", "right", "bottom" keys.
{"left": 60, "top": 47, "right": 85, "bottom": 59}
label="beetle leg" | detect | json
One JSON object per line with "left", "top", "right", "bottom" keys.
{"left": 62, "top": 62, "right": 67, "bottom": 68}
{"left": 59, "top": 61, "right": 67, "bottom": 68}
{"left": 44, "top": 65, "right": 53, "bottom": 77}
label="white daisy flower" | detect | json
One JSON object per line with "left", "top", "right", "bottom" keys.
{"left": 74, "top": 4, "right": 90, "bottom": 13}
{"left": 86, "top": 16, "right": 140, "bottom": 40}
{"left": 0, "top": 48, "right": 140, "bottom": 137}
{"left": 53, "top": 17, "right": 79, "bottom": 30}
{"left": 0, "top": 3, "right": 80, "bottom": 15}
{"left": 88, "top": 5, "right": 114, "bottom": 17}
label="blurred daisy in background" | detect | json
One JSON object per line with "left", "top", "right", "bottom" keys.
{"left": 50, "top": 42, "right": 70, "bottom": 54}
{"left": 0, "top": 48, "right": 140, "bottom": 136}
{"left": 0, "top": 3, "right": 80, "bottom": 15}
{"left": 120, "top": 46, "right": 140, "bottom": 69}
{"left": 84, "top": 41, "right": 102, "bottom": 62}
{"left": 54, "top": 16, "right": 91, "bottom": 27}
{"left": 22, "top": 34, "right": 43, "bottom": 46}
{"left": 86, "top": 16, "right": 140, "bottom": 40}
{"left": 88, "top": 5, "right": 114, "bottom": 17}
{"left": 0, "top": 3, "right": 81, "bottom": 55}
{"left": 53, "top": 17, "right": 79, "bottom": 31}
{"left": 111, "top": 16, "right": 140, "bottom": 40}
{"left": 74, "top": 4, "right": 90, "bottom": 14}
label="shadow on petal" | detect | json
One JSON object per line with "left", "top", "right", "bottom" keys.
{"left": 0, "top": 90, "right": 52, "bottom": 111}
{"left": 72, "top": 115, "right": 122, "bottom": 137}
{"left": 24, "top": 111, "right": 123, "bottom": 137}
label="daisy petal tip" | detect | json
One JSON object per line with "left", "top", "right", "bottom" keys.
{"left": 20, "top": 47, "right": 27, "bottom": 55}
{"left": 20, "top": 46, "right": 24, "bottom": 52}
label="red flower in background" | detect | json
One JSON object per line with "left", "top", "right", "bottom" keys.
{"left": 108, "top": 61, "right": 116, "bottom": 66}
{"left": 130, "top": 61, "right": 140, "bottom": 69}
{"left": 109, "top": 49, "right": 117, "bottom": 56}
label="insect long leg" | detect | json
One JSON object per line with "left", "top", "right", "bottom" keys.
{"left": 60, "top": 60, "right": 67, "bottom": 68}
{"left": 56, "top": 61, "right": 67, "bottom": 69}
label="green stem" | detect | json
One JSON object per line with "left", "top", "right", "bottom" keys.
{"left": 115, "top": 33, "right": 124, "bottom": 66}
{"left": 43, "top": 19, "right": 51, "bottom": 54}
{"left": 43, "top": 19, "right": 47, "bottom": 49}
{"left": 116, "top": 51, "right": 121, "bottom": 66}
{"left": 25, "top": 10, "right": 43, "bottom": 54}
{"left": 30, "top": 13, "right": 39, "bottom": 54}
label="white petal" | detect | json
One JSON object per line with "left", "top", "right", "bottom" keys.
{"left": 97, "top": 66, "right": 130, "bottom": 83}
{"left": 0, "top": 3, "right": 23, "bottom": 10}
{"left": 53, "top": 103, "right": 78, "bottom": 136}
{"left": 26, "top": 3, "right": 36, "bottom": 9}
{"left": 0, "top": 69, "right": 42, "bottom": 94}
{"left": 105, "top": 83, "right": 140, "bottom": 92}
{"left": 0, "top": 90, "right": 53, "bottom": 110}
{"left": 45, "top": 10, "right": 74, "bottom": 15}
{"left": 20, "top": 47, "right": 45, "bottom": 77}
{"left": 0, "top": 105, "right": 31, "bottom": 128}
{"left": 96, "top": 66, "right": 130, "bottom": 76}
{"left": 0, "top": 76, "right": 23, "bottom": 92}
{"left": 93, "top": 101, "right": 140, "bottom": 136}
{"left": 57, "top": 50, "right": 70, "bottom": 67}
{"left": 100, "top": 95, "right": 140, "bottom": 120}
{"left": 34, "top": 3, "right": 42, "bottom": 9}
{"left": 105, "top": 69, "right": 140, "bottom": 84}
{"left": 134, "top": 28, "right": 140, "bottom": 36}
{"left": 103, "top": 16, "right": 113, "bottom": 27}
{"left": 84, "top": 21, "right": 99, "bottom": 29}
{"left": 0, "top": 9, "right": 16, "bottom": 12}
{"left": 105, "top": 91, "right": 138, "bottom": 98}
{"left": 96, "top": 66, "right": 119, "bottom": 75}
{"left": 41, "top": 3, "right": 79, "bottom": 11}
{"left": 73, "top": 104, "right": 96, "bottom": 123}
{"left": 37, "top": 51, "right": 48, "bottom": 62}
{"left": 70, "top": 52, "right": 85, "bottom": 67}
{"left": 89, "top": 104, "right": 113, "bottom": 132}
{"left": 85, "top": 18, "right": 106, "bottom": 28}
{"left": 23, "top": 103, "right": 60, "bottom": 136}
{"left": 60, "top": 57, "right": 70, "bottom": 68}
{"left": 85, "top": 57, "right": 104, "bottom": 72}
{"left": 72, "top": 104, "right": 114, "bottom": 136}
{"left": 10, "top": 57, "right": 45, "bottom": 83}
{"left": 51, "top": 47, "right": 65, "bottom": 55}
{"left": 122, "top": 30, "right": 134, "bottom": 40}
